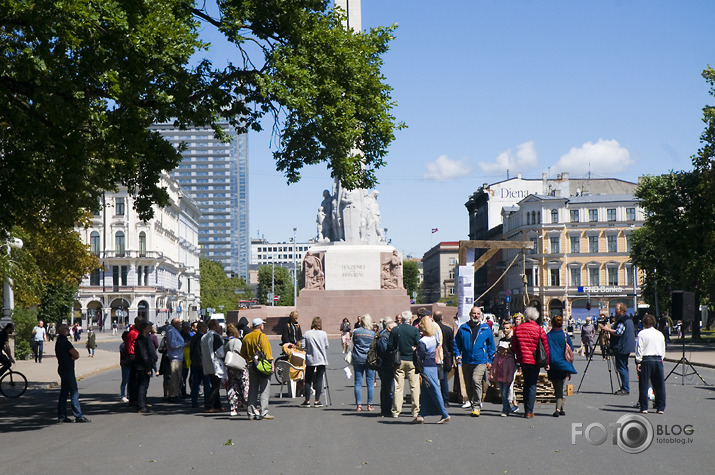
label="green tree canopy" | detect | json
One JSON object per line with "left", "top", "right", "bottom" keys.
{"left": 403, "top": 259, "right": 420, "bottom": 299}
{"left": 199, "top": 258, "right": 252, "bottom": 311}
{"left": 631, "top": 67, "right": 715, "bottom": 336}
{"left": 257, "top": 265, "right": 294, "bottom": 306}
{"left": 1, "top": 0, "right": 401, "bottom": 236}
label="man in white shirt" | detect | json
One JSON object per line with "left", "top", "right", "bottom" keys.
{"left": 32, "top": 320, "right": 47, "bottom": 363}
{"left": 635, "top": 314, "right": 666, "bottom": 414}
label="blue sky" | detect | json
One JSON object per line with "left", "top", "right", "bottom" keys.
{"left": 198, "top": 1, "right": 715, "bottom": 258}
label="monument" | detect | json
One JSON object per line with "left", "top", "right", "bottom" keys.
{"left": 296, "top": 178, "right": 410, "bottom": 328}
{"left": 294, "top": 0, "right": 410, "bottom": 328}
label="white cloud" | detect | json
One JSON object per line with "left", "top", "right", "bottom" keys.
{"left": 553, "top": 139, "right": 633, "bottom": 175}
{"left": 423, "top": 154, "right": 471, "bottom": 181}
{"left": 478, "top": 141, "right": 539, "bottom": 174}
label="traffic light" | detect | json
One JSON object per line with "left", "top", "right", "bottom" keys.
{"left": 586, "top": 302, "right": 591, "bottom": 310}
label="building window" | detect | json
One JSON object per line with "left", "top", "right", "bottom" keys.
{"left": 550, "top": 237, "right": 560, "bottom": 254}
{"left": 449, "top": 257, "right": 456, "bottom": 266}
{"left": 449, "top": 269, "right": 455, "bottom": 279}
{"left": 588, "top": 235, "right": 598, "bottom": 253}
{"left": 625, "top": 234, "right": 632, "bottom": 252}
{"left": 607, "top": 235, "right": 617, "bottom": 253}
{"left": 570, "top": 236, "right": 580, "bottom": 253}
{"left": 626, "top": 266, "right": 634, "bottom": 286}
{"left": 115, "top": 231, "right": 125, "bottom": 256}
{"left": 139, "top": 232, "right": 146, "bottom": 256}
{"left": 607, "top": 208, "right": 616, "bottom": 221}
{"left": 570, "top": 268, "right": 581, "bottom": 286}
{"left": 607, "top": 267, "right": 618, "bottom": 285}
{"left": 551, "top": 209, "right": 558, "bottom": 223}
{"left": 589, "top": 267, "right": 600, "bottom": 286}
{"left": 526, "top": 212, "right": 531, "bottom": 225}
{"left": 626, "top": 207, "right": 636, "bottom": 221}
{"left": 531, "top": 211, "right": 536, "bottom": 224}
{"left": 90, "top": 268, "right": 101, "bottom": 286}
{"left": 570, "top": 209, "right": 579, "bottom": 223}
{"left": 550, "top": 268, "right": 560, "bottom": 286}
{"left": 90, "top": 231, "right": 100, "bottom": 256}
{"left": 116, "top": 197, "right": 125, "bottom": 216}
{"left": 448, "top": 286, "right": 455, "bottom": 296}
{"left": 589, "top": 209, "right": 598, "bottom": 222}
{"left": 530, "top": 238, "right": 538, "bottom": 254}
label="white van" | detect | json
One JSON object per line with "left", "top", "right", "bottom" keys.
{"left": 211, "top": 313, "right": 226, "bottom": 332}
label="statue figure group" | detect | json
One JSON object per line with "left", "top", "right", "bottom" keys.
{"left": 316, "top": 179, "right": 385, "bottom": 245}
{"left": 381, "top": 250, "right": 403, "bottom": 290}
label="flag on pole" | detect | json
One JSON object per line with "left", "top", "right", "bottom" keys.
{"left": 431, "top": 228, "right": 438, "bottom": 233}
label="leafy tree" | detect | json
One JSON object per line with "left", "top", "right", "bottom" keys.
{"left": 200, "top": 258, "right": 252, "bottom": 311}
{"left": 1, "top": 0, "right": 401, "bottom": 236}
{"left": 403, "top": 260, "right": 420, "bottom": 299}
{"left": 257, "top": 265, "right": 294, "bottom": 306}
{"left": 11, "top": 306, "right": 37, "bottom": 360}
{"left": 631, "top": 68, "right": 715, "bottom": 339}
{"left": 37, "top": 282, "right": 78, "bottom": 325}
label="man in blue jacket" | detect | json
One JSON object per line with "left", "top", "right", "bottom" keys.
{"left": 454, "top": 306, "right": 496, "bottom": 417}
{"left": 601, "top": 303, "right": 636, "bottom": 395}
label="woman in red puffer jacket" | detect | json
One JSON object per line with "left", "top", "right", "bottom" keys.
{"left": 511, "top": 307, "right": 549, "bottom": 418}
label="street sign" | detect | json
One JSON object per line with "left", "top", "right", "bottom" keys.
{"left": 505, "top": 296, "right": 511, "bottom": 303}
{"left": 505, "top": 290, "right": 511, "bottom": 297}
{"left": 274, "top": 295, "right": 280, "bottom": 302}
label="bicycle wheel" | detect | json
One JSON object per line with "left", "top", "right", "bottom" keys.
{"left": 0, "top": 370, "right": 28, "bottom": 398}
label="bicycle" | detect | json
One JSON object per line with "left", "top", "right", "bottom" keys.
{"left": 0, "top": 366, "right": 28, "bottom": 398}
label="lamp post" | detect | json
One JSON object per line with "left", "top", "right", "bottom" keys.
{"left": 271, "top": 257, "right": 275, "bottom": 307}
{"left": 2, "top": 237, "right": 23, "bottom": 328}
{"left": 293, "top": 227, "right": 297, "bottom": 306}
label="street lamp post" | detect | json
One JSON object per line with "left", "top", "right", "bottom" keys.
{"left": 2, "top": 237, "right": 23, "bottom": 328}
{"left": 293, "top": 227, "right": 297, "bottom": 305}
{"left": 271, "top": 258, "right": 275, "bottom": 307}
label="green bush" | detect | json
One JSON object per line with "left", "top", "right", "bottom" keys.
{"left": 12, "top": 306, "right": 37, "bottom": 360}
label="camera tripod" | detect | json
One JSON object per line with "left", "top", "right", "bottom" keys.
{"left": 577, "top": 329, "right": 617, "bottom": 394}
{"left": 664, "top": 333, "right": 709, "bottom": 386}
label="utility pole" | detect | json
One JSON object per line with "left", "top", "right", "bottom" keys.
{"left": 293, "top": 227, "right": 297, "bottom": 305}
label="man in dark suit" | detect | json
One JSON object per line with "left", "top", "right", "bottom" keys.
{"left": 434, "top": 311, "right": 454, "bottom": 406}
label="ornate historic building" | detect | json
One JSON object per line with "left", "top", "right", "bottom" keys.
{"left": 75, "top": 173, "right": 201, "bottom": 326}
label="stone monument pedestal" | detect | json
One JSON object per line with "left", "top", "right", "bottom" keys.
{"left": 297, "top": 243, "right": 410, "bottom": 332}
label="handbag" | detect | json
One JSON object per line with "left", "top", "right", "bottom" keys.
{"left": 225, "top": 350, "right": 246, "bottom": 371}
{"left": 254, "top": 350, "right": 272, "bottom": 377}
{"left": 533, "top": 332, "right": 548, "bottom": 368}
{"left": 564, "top": 333, "right": 574, "bottom": 363}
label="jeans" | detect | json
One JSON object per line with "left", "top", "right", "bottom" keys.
{"left": 439, "top": 364, "right": 450, "bottom": 404}
{"left": 462, "top": 363, "right": 487, "bottom": 409}
{"left": 521, "top": 364, "right": 540, "bottom": 414}
{"left": 247, "top": 366, "right": 270, "bottom": 418}
{"left": 614, "top": 353, "right": 630, "bottom": 393}
{"left": 552, "top": 378, "right": 566, "bottom": 411}
{"left": 120, "top": 365, "right": 130, "bottom": 398}
{"left": 207, "top": 375, "right": 222, "bottom": 409}
{"left": 58, "top": 373, "right": 82, "bottom": 419}
{"left": 190, "top": 366, "right": 210, "bottom": 408}
{"left": 137, "top": 371, "right": 151, "bottom": 411}
{"left": 639, "top": 357, "right": 666, "bottom": 412}
{"left": 353, "top": 362, "right": 374, "bottom": 405}
{"left": 33, "top": 340, "right": 44, "bottom": 362}
{"left": 500, "top": 382, "right": 511, "bottom": 414}
{"left": 304, "top": 365, "right": 326, "bottom": 402}
{"left": 377, "top": 366, "right": 395, "bottom": 415}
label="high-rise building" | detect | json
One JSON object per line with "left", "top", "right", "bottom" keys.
{"left": 151, "top": 122, "right": 249, "bottom": 279}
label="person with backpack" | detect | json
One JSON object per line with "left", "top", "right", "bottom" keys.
{"left": 301, "top": 317, "right": 329, "bottom": 408}
{"left": 240, "top": 318, "right": 274, "bottom": 420}
{"left": 376, "top": 317, "right": 396, "bottom": 417}
{"left": 351, "top": 314, "right": 376, "bottom": 412}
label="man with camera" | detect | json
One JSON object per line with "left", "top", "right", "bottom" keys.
{"left": 600, "top": 303, "right": 635, "bottom": 395}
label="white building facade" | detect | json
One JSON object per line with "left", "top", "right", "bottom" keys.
{"left": 75, "top": 173, "right": 201, "bottom": 327}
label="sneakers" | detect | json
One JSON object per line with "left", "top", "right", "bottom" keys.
{"left": 500, "top": 413, "right": 507, "bottom": 417}
{"left": 58, "top": 417, "right": 73, "bottom": 423}
{"left": 260, "top": 414, "right": 275, "bottom": 420}
{"left": 462, "top": 401, "right": 472, "bottom": 409}
{"left": 230, "top": 410, "right": 238, "bottom": 416}
{"left": 471, "top": 409, "right": 480, "bottom": 417}
{"left": 641, "top": 410, "right": 648, "bottom": 414}
{"left": 75, "top": 416, "right": 91, "bottom": 423}
{"left": 120, "top": 397, "right": 129, "bottom": 403}
{"left": 412, "top": 416, "right": 424, "bottom": 424}
{"left": 614, "top": 389, "right": 630, "bottom": 396}
{"left": 657, "top": 410, "right": 664, "bottom": 414}
{"left": 553, "top": 411, "right": 560, "bottom": 417}
{"left": 559, "top": 409, "right": 565, "bottom": 416}
{"left": 314, "top": 401, "right": 324, "bottom": 408}
{"left": 300, "top": 401, "right": 311, "bottom": 408}
{"left": 511, "top": 405, "right": 519, "bottom": 413}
